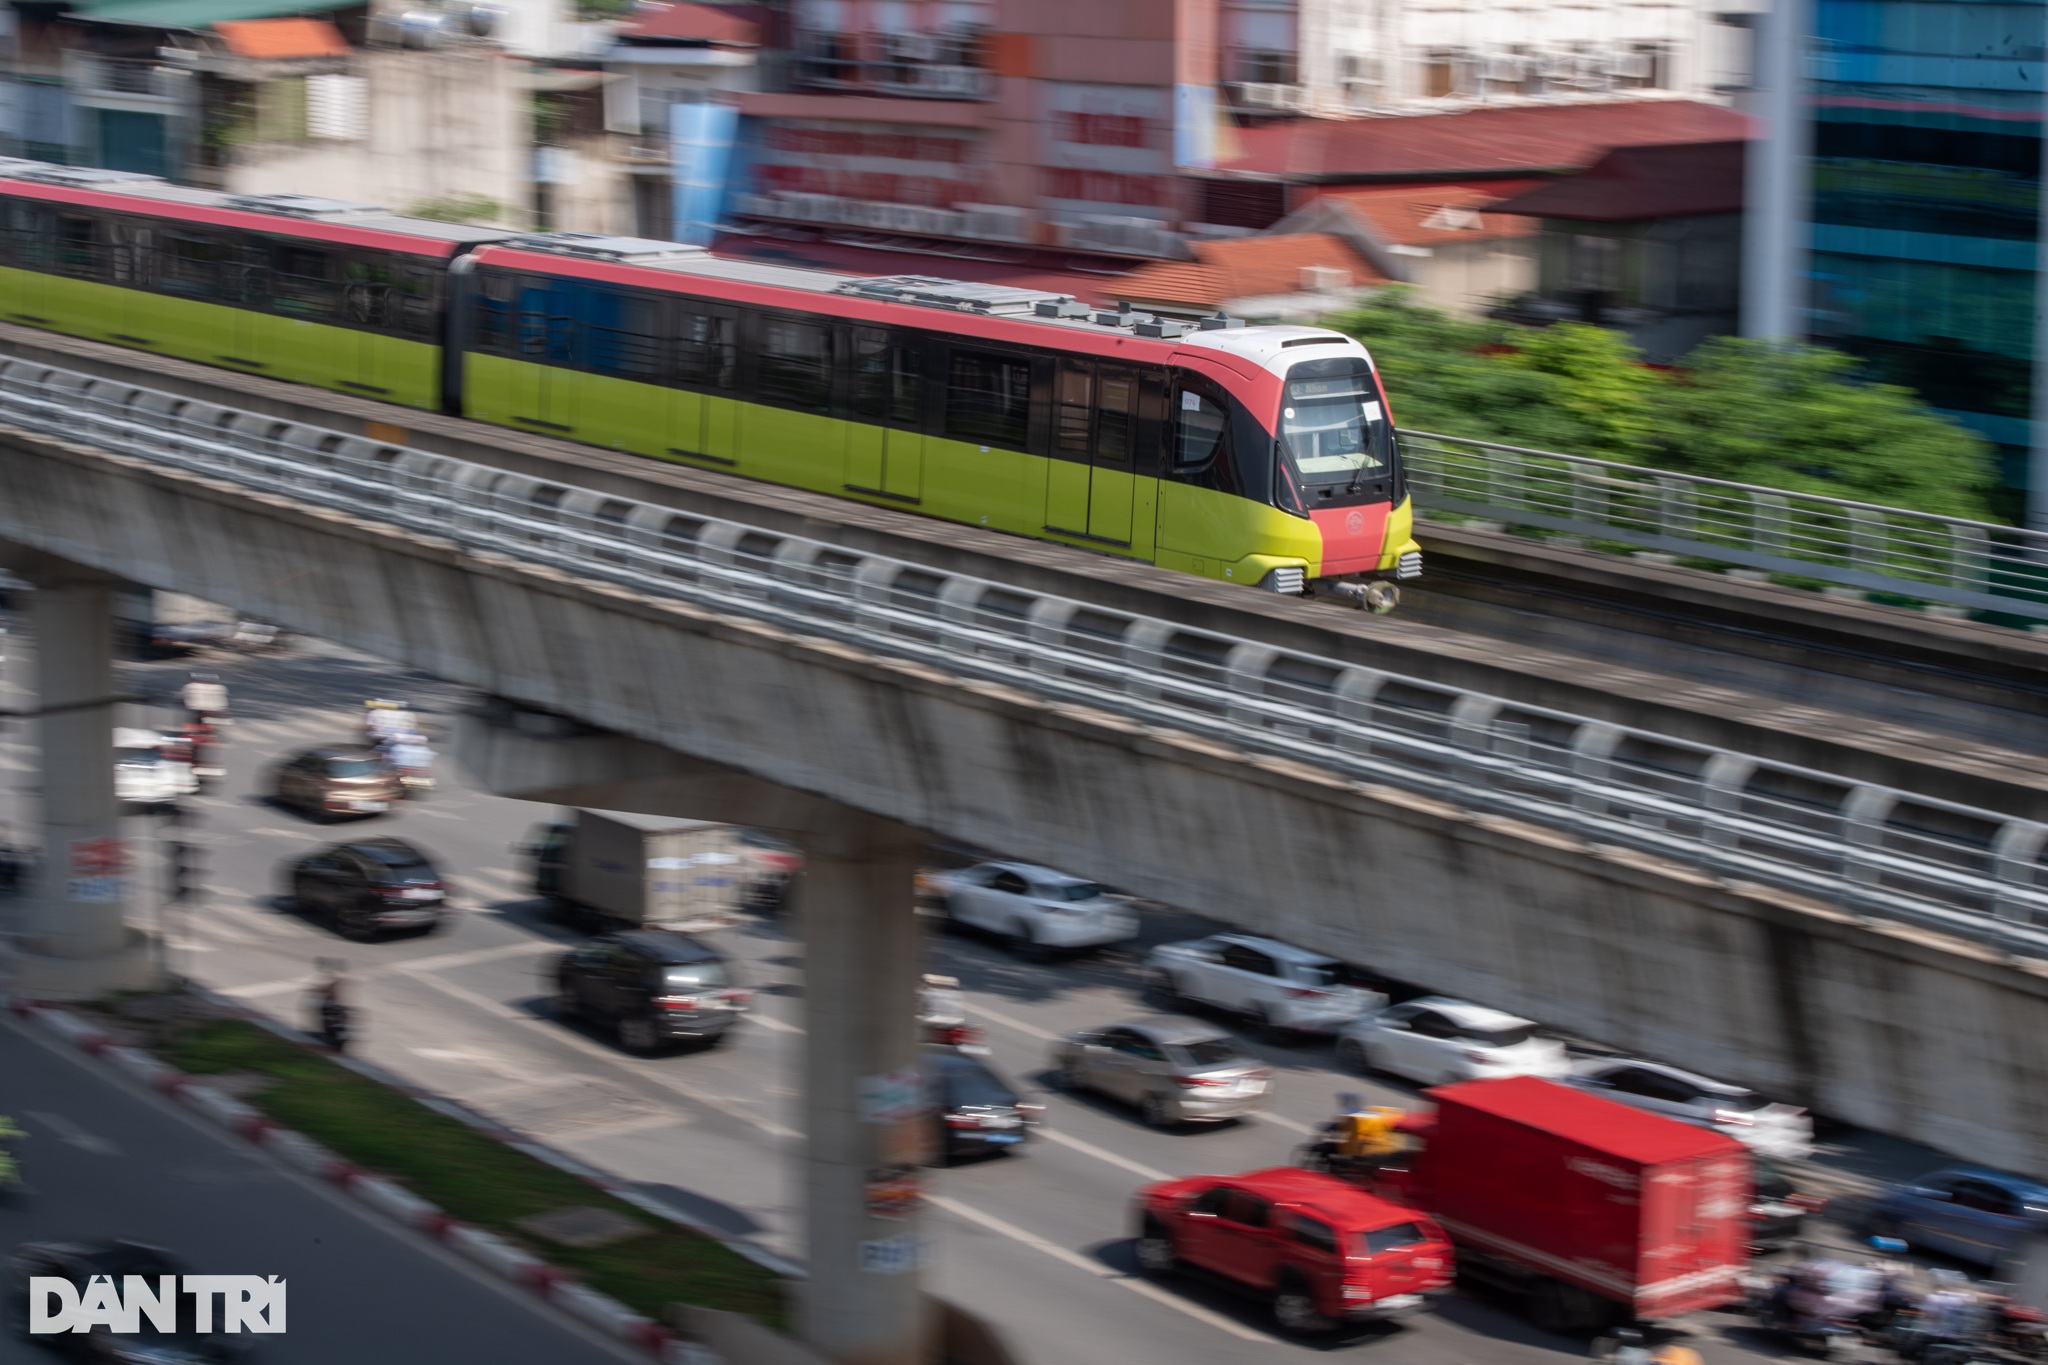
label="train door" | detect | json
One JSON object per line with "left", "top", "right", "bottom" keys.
{"left": 670, "top": 304, "right": 739, "bottom": 463}
{"left": 513, "top": 276, "right": 579, "bottom": 433}
{"left": 1046, "top": 359, "right": 1138, "bottom": 546}
{"left": 1, "top": 201, "right": 44, "bottom": 326}
{"left": 843, "top": 325, "right": 923, "bottom": 501}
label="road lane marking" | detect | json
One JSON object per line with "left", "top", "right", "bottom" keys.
{"left": 401, "top": 968, "right": 800, "bottom": 1140}
{"left": 1034, "top": 1128, "right": 1170, "bottom": 1182}
{"left": 1259, "top": 1111, "right": 1315, "bottom": 1135}
{"left": 3, "top": 1017, "right": 649, "bottom": 1364}
{"left": 218, "top": 978, "right": 306, "bottom": 1000}
{"left": 924, "top": 1193, "right": 1271, "bottom": 1344}
{"left": 963, "top": 1001, "right": 1062, "bottom": 1043}
{"left": 397, "top": 941, "right": 551, "bottom": 974}
{"left": 25, "top": 1110, "right": 123, "bottom": 1156}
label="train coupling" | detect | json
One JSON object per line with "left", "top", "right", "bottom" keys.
{"left": 1314, "top": 580, "right": 1400, "bottom": 614}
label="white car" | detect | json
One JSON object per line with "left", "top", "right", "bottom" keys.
{"left": 1146, "top": 933, "right": 1384, "bottom": 1035}
{"left": 933, "top": 861, "right": 1138, "bottom": 955}
{"left": 1563, "top": 1057, "right": 1814, "bottom": 1159}
{"left": 114, "top": 727, "right": 197, "bottom": 806}
{"left": 1337, "top": 996, "right": 1570, "bottom": 1085}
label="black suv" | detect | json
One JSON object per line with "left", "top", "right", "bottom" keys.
{"left": 283, "top": 837, "right": 449, "bottom": 939}
{"left": 552, "top": 930, "right": 749, "bottom": 1054}
{"left": 5, "top": 1239, "right": 243, "bottom": 1359}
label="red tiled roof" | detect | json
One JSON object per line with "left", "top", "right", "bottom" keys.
{"left": 1490, "top": 140, "right": 1745, "bottom": 221}
{"left": 1116, "top": 232, "right": 1387, "bottom": 309}
{"left": 620, "top": 1, "right": 760, "bottom": 45}
{"left": 1316, "top": 179, "right": 1545, "bottom": 245}
{"left": 212, "top": 16, "right": 350, "bottom": 58}
{"left": 1219, "top": 100, "right": 1752, "bottom": 181}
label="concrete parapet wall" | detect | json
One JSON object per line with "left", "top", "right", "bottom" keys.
{"left": 4, "top": 419, "right": 2048, "bottom": 1176}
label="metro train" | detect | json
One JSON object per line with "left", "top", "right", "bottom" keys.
{"left": 0, "top": 160, "right": 1422, "bottom": 607}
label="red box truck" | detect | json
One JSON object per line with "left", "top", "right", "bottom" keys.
{"left": 1399, "top": 1076, "right": 1751, "bottom": 1333}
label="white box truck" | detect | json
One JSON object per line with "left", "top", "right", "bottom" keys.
{"left": 518, "top": 809, "right": 795, "bottom": 932}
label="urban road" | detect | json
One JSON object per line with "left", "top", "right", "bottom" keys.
{"left": 0, "top": 619, "right": 1949, "bottom": 1365}
{"left": 0, "top": 994, "right": 642, "bottom": 1364}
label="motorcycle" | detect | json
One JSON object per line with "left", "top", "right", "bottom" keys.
{"left": 1297, "top": 1095, "right": 1416, "bottom": 1182}
{"left": 918, "top": 975, "right": 987, "bottom": 1054}
{"left": 1752, "top": 1261, "right": 1863, "bottom": 1357}
{"left": 319, "top": 999, "right": 351, "bottom": 1052}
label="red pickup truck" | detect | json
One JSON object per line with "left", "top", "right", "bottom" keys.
{"left": 1133, "top": 1166, "right": 1454, "bottom": 1336}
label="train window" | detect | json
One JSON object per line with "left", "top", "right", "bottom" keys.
{"left": 756, "top": 316, "right": 832, "bottom": 412}
{"left": 160, "top": 231, "right": 227, "bottom": 301}
{"left": 944, "top": 348, "right": 1031, "bottom": 449}
{"left": 676, "top": 309, "right": 735, "bottom": 390}
{"left": 55, "top": 212, "right": 106, "bottom": 281}
{"left": 586, "top": 289, "right": 664, "bottom": 380}
{"left": 0, "top": 200, "right": 39, "bottom": 266}
{"left": 272, "top": 242, "right": 338, "bottom": 321}
{"left": 1054, "top": 362, "right": 1091, "bottom": 459}
{"left": 850, "top": 327, "right": 920, "bottom": 425}
{"left": 342, "top": 253, "right": 423, "bottom": 334}
{"left": 1173, "top": 380, "right": 1229, "bottom": 471}
{"left": 1095, "top": 366, "right": 1136, "bottom": 468}
{"left": 515, "top": 278, "right": 576, "bottom": 364}
{"left": 472, "top": 270, "right": 515, "bottom": 353}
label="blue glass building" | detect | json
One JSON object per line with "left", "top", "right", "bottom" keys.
{"left": 1805, "top": 0, "right": 2045, "bottom": 523}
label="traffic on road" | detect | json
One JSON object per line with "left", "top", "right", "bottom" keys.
{"left": 4, "top": 625, "right": 2045, "bottom": 1365}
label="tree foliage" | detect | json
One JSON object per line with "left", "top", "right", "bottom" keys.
{"left": 1326, "top": 290, "right": 1997, "bottom": 521}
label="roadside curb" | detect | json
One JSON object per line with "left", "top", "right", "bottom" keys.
{"left": 181, "top": 983, "right": 804, "bottom": 1280}
{"left": 6, "top": 995, "right": 724, "bottom": 1365}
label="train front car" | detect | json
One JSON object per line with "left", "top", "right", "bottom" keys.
{"left": 1170, "top": 324, "right": 1421, "bottom": 611}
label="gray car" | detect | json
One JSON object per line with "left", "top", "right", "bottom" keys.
{"left": 1051, "top": 1018, "right": 1271, "bottom": 1129}
{"left": 1867, "top": 1165, "right": 2048, "bottom": 1267}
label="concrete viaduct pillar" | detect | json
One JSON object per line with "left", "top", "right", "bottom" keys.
{"left": 3, "top": 549, "right": 159, "bottom": 998}
{"left": 452, "top": 706, "right": 934, "bottom": 1365}
{"left": 797, "top": 811, "right": 928, "bottom": 1365}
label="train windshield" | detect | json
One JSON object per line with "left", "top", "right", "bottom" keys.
{"left": 1277, "top": 359, "right": 1394, "bottom": 488}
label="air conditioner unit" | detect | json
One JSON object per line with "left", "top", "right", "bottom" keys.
{"left": 784, "top": 192, "right": 846, "bottom": 224}
{"left": 1234, "top": 82, "right": 1307, "bottom": 110}
{"left": 1299, "top": 265, "right": 1352, "bottom": 292}
{"left": 1607, "top": 51, "right": 1653, "bottom": 78}
{"left": 957, "top": 202, "right": 1033, "bottom": 242}
{"left": 886, "top": 30, "right": 938, "bottom": 61}
{"left": 1059, "top": 215, "right": 1183, "bottom": 258}
{"left": 1482, "top": 57, "right": 1527, "bottom": 83}
{"left": 927, "top": 64, "right": 987, "bottom": 95}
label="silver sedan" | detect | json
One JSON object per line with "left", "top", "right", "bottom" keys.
{"left": 1051, "top": 1018, "right": 1271, "bottom": 1129}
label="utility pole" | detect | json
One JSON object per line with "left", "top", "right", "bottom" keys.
{"left": 1741, "top": 0, "right": 1811, "bottom": 342}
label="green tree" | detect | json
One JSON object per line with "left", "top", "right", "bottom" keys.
{"left": 1328, "top": 291, "right": 1658, "bottom": 460}
{"left": 1495, "top": 322, "right": 1658, "bottom": 460}
{"left": 1326, "top": 289, "right": 1998, "bottom": 520}
{"left": 1649, "top": 339, "right": 1996, "bottom": 520}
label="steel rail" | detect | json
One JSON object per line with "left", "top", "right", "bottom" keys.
{"left": 4, "top": 357, "right": 2045, "bottom": 958}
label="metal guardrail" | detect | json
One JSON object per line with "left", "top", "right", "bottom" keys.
{"left": 4, "top": 356, "right": 2046, "bottom": 959}
{"left": 1401, "top": 429, "right": 2048, "bottom": 623}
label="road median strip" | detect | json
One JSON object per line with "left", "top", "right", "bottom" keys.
{"left": 7, "top": 995, "right": 786, "bottom": 1363}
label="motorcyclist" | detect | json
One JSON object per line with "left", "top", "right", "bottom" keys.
{"left": 308, "top": 959, "right": 351, "bottom": 1052}
{"left": 918, "top": 974, "right": 984, "bottom": 1051}
{"left": 181, "top": 672, "right": 227, "bottom": 725}
{"left": 384, "top": 733, "right": 435, "bottom": 796}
